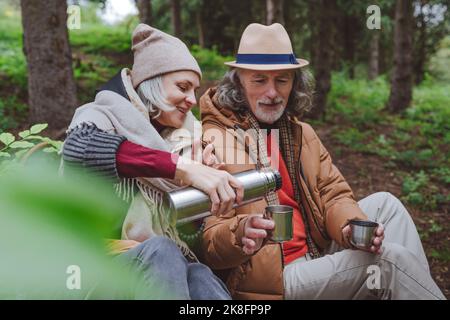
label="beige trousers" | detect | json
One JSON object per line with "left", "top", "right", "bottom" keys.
{"left": 283, "top": 192, "right": 446, "bottom": 300}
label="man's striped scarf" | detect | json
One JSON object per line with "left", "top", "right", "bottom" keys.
{"left": 247, "top": 113, "right": 322, "bottom": 259}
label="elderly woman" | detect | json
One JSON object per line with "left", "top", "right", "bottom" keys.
{"left": 62, "top": 24, "right": 243, "bottom": 299}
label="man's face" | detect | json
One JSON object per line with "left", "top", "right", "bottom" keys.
{"left": 238, "top": 69, "right": 294, "bottom": 124}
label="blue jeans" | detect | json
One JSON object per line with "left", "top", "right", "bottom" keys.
{"left": 116, "top": 236, "right": 231, "bottom": 300}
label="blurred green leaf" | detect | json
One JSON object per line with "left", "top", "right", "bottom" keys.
{"left": 9, "top": 141, "right": 34, "bottom": 149}
{"left": 43, "top": 147, "right": 57, "bottom": 153}
{"left": 48, "top": 140, "right": 63, "bottom": 151}
{"left": 24, "top": 135, "right": 47, "bottom": 141}
{"left": 30, "top": 123, "right": 48, "bottom": 135}
{"left": 18, "top": 130, "right": 30, "bottom": 138}
{"left": 0, "top": 163, "right": 141, "bottom": 299}
{"left": 14, "top": 149, "right": 28, "bottom": 159}
{"left": 0, "top": 132, "right": 15, "bottom": 146}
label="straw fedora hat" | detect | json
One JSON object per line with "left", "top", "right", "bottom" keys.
{"left": 225, "top": 23, "right": 309, "bottom": 70}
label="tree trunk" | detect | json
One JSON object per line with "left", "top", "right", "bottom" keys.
{"left": 20, "top": 0, "right": 77, "bottom": 130}
{"left": 343, "top": 15, "right": 357, "bottom": 78}
{"left": 266, "top": 0, "right": 284, "bottom": 25}
{"left": 309, "top": 0, "right": 336, "bottom": 119}
{"left": 414, "top": 2, "right": 426, "bottom": 85}
{"left": 136, "top": 0, "right": 152, "bottom": 25}
{"left": 386, "top": 0, "right": 413, "bottom": 113}
{"left": 368, "top": 31, "right": 380, "bottom": 79}
{"left": 381, "top": 3, "right": 397, "bottom": 75}
{"left": 196, "top": 10, "right": 205, "bottom": 48}
{"left": 307, "top": 0, "right": 317, "bottom": 68}
{"left": 171, "top": 0, "right": 182, "bottom": 38}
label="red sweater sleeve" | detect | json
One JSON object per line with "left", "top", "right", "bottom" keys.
{"left": 116, "top": 140, "right": 179, "bottom": 179}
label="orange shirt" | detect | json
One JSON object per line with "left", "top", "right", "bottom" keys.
{"left": 267, "top": 134, "right": 308, "bottom": 264}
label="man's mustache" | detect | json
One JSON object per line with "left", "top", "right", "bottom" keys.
{"left": 257, "top": 97, "right": 284, "bottom": 106}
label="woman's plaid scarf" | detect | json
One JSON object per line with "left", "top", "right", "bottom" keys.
{"left": 247, "top": 113, "right": 322, "bottom": 259}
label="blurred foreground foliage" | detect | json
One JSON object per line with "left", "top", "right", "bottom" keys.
{"left": 0, "top": 130, "right": 176, "bottom": 299}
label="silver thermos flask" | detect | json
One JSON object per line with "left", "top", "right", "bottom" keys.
{"left": 166, "top": 169, "right": 282, "bottom": 226}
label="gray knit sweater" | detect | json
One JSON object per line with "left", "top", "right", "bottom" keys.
{"left": 62, "top": 123, "right": 126, "bottom": 180}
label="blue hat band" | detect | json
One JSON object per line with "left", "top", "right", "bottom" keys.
{"left": 235, "top": 53, "right": 299, "bottom": 65}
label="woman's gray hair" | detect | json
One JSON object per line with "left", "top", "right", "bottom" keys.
{"left": 136, "top": 76, "right": 175, "bottom": 118}
{"left": 216, "top": 67, "right": 315, "bottom": 118}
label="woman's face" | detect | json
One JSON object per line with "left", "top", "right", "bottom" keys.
{"left": 156, "top": 70, "right": 200, "bottom": 129}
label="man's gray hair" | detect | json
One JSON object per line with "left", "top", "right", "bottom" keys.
{"left": 216, "top": 68, "right": 315, "bottom": 118}
{"left": 136, "top": 76, "right": 175, "bottom": 118}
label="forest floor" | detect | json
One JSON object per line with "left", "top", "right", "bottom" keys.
{"left": 315, "top": 124, "right": 449, "bottom": 299}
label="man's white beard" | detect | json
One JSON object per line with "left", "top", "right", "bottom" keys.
{"left": 254, "top": 99, "right": 286, "bottom": 124}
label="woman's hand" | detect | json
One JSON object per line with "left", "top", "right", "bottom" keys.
{"left": 175, "top": 157, "right": 244, "bottom": 216}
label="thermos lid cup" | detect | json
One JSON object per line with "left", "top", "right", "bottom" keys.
{"left": 265, "top": 205, "right": 293, "bottom": 242}
{"left": 349, "top": 219, "right": 379, "bottom": 249}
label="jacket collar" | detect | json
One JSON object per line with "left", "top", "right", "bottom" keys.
{"left": 97, "top": 70, "right": 129, "bottom": 101}
{"left": 200, "top": 87, "right": 252, "bottom": 130}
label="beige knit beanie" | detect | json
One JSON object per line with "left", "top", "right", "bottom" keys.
{"left": 130, "top": 24, "right": 202, "bottom": 88}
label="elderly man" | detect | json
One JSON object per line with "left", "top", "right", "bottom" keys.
{"left": 198, "top": 23, "right": 445, "bottom": 300}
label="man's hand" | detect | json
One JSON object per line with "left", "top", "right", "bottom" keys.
{"left": 191, "top": 139, "right": 225, "bottom": 169}
{"left": 342, "top": 223, "right": 385, "bottom": 254}
{"left": 202, "top": 143, "right": 225, "bottom": 169}
{"left": 242, "top": 214, "right": 275, "bottom": 255}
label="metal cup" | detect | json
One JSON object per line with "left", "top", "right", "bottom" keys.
{"left": 349, "top": 220, "right": 379, "bottom": 249}
{"left": 265, "top": 205, "right": 293, "bottom": 242}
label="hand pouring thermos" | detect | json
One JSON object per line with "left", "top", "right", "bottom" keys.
{"left": 166, "top": 169, "right": 282, "bottom": 226}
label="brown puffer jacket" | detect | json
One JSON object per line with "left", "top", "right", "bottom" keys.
{"left": 199, "top": 88, "right": 367, "bottom": 299}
